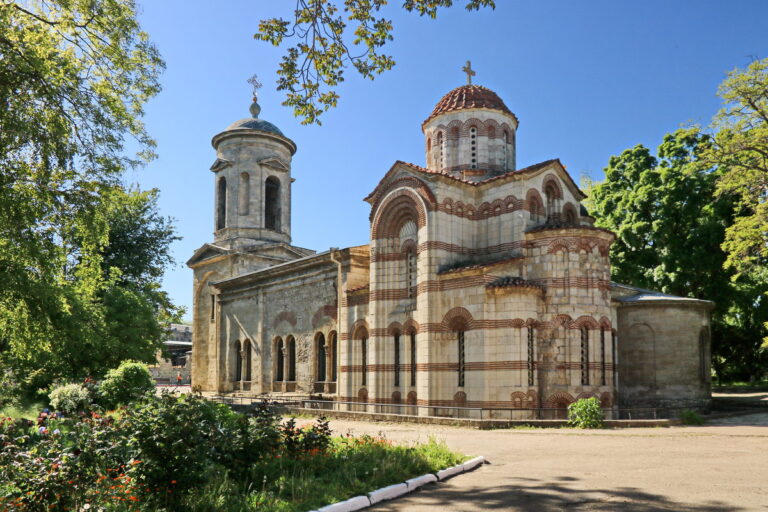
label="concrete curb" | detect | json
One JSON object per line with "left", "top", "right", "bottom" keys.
{"left": 405, "top": 473, "right": 438, "bottom": 490}
{"left": 368, "top": 483, "right": 409, "bottom": 504}
{"left": 309, "top": 456, "right": 486, "bottom": 511}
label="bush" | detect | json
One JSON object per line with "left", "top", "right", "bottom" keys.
{"left": 48, "top": 383, "right": 90, "bottom": 414}
{"left": 567, "top": 397, "right": 604, "bottom": 429}
{"left": 680, "top": 409, "right": 705, "bottom": 425}
{"left": 98, "top": 360, "right": 154, "bottom": 407}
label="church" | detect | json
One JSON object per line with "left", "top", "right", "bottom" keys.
{"left": 187, "top": 70, "right": 713, "bottom": 418}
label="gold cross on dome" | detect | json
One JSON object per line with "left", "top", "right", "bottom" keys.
{"left": 462, "top": 60, "right": 476, "bottom": 85}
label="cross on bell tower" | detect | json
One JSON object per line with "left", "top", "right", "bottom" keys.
{"left": 462, "top": 60, "right": 476, "bottom": 85}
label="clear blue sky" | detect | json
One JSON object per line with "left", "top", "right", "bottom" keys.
{"left": 130, "top": 0, "right": 768, "bottom": 319}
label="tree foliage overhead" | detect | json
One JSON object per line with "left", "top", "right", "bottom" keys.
{"left": 0, "top": 1, "right": 175, "bottom": 394}
{"left": 704, "top": 57, "right": 768, "bottom": 276}
{"left": 255, "top": 0, "right": 495, "bottom": 124}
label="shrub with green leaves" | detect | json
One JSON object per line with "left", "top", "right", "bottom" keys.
{"left": 48, "top": 383, "right": 90, "bottom": 414}
{"left": 680, "top": 409, "right": 705, "bottom": 425}
{"left": 567, "top": 397, "right": 605, "bottom": 429}
{"left": 98, "top": 360, "right": 154, "bottom": 408}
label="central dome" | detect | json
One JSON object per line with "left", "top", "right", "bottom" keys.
{"left": 423, "top": 85, "right": 515, "bottom": 127}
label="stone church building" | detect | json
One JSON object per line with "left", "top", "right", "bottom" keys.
{"left": 188, "top": 78, "right": 713, "bottom": 417}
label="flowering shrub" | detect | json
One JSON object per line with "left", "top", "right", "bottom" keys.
{"left": 567, "top": 397, "right": 605, "bottom": 429}
{"left": 48, "top": 382, "right": 91, "bottom": 414}
{"left": 0, "top": 394, "right": 460, "bottom": 511}
{"left": 98, "top": 360, "right": 154, "bottom": 408}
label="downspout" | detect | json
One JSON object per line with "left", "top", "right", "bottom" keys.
{"left": 329, "top": 247, "right": 343, "bottom": 331}
{"left": 330, "top": 248, "right": 343, "bottom": 398}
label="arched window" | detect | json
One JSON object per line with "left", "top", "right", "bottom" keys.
{"left": 545, "top": 182, "right": 560, "bottom": 220}
{"left": 275, "top": 338, "right": 284, "bottom": 382}
{"left": 265, "top": 176, "right": 280, "bottom": 231}
{"left": 527, "top": 326, "right": 535, "bottom": 386}
{"left": 457, "top": 330, "right": 466, "bottom": 387}
{"left": 329, "top": 331, "right": 338, "bottom": 382}
{"left": 361, "top": 335, "right": 368, "bottom": 386}
{"left": 469, "top": 126, "right": 477, "bottom": 169}
{"left": 239, "top": 172, "right": 250, "bottom": 216}
{"left": 316, "top": 333, "right": 326, "bottom": 382}
{"left": 437, "top": 131, "right": 444, "bottom": 169}
{"left": 600, "top": 328, "right": 606, "bottom": 386}
{"left": 234, "top": 340, "right": 243, "bottom": 382}
{"left": 581, "top": 328, "right": 590, "bottom": 385}
{"left": 529, "top": 196, "right": 543, "bottom": 224}
{"left": 216, "top": 177, "right": 227, "bottom": 230}
{"left": 503, "top": 130, "right": 509, "bottom": 170}
{"left": 287, "top": 336, "right": 296, "bottom": 381}
{"left": 406, "top": 247, "right": 416, "bottom": 299}
{"left": 394, "top": 332, "right": 401, "bottom": 387}
{"left": 564, "top": 205, "right": 577, "bottom": 225}
{"left": 243, "top": 340, "right": 252, "bottom": 381}
{"left": 409, "top": 331, "right": 417, "bottom": 387}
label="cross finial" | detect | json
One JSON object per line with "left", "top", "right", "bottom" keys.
{"left": 462, "top": 60, "right": 476, "bottom": 85}
{"left": 247, "top": 74, "right": 263, "bottom": 101}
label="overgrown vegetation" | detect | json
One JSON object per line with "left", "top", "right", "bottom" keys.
{"left": 567, "top": 398, "right": 605, "bottom": 429}
{"left": 0, "top": 392, "right": 464, "bottom": 511}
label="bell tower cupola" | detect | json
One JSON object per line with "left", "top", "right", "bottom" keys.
{"left": 210, "top": 89, "right": 296, "bottom": 249}
{"left": 422, "top": 62, "right": 519, "bottom": 182}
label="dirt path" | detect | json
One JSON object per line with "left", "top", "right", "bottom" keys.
{"left": 320, "top": 415, "right": 768, "bottom": 511}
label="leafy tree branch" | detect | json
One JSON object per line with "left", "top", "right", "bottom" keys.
{"left": 255, "top": 0, "right": 495, "bottom": 125}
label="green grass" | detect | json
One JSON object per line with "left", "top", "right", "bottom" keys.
{"left": 182, "top": 435, "right": 465, "bottom": 512}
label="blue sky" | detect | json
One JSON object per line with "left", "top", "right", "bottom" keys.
{"left": 131, "top": 0, "right": 768, "bottom": 318}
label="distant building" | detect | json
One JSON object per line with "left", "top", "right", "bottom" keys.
{"left": 149, "top": 323, "right": 192, "bottom": 384}
{"left": 188, "top": 75, "right": 713, "bottom": 416}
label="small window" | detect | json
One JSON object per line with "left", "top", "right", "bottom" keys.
{"left": 406, "top": 247, "right": 416, "bottom": 299}
{"left": 361, "top": 337, "right": 368, "bottom": 386}
{"left": 216, "top": 177, "right": 227, "bottom": 230}
{"left": 265, "top": 177, "right": 280, "bottom": 231}
{"left": 469, "top": 127, "right": 477, "bottom": 169}
{"left": 394, "top": 333, "right": 400, "bottom": 387}
{"left": 581, "top": 328, "right": 590, "bottom": 385}
{"left": 210, "top": 294, "right": 215, "bottom": 321}
{"left": 527, "top": 326, "right": 535, "bottom": 386}
{"left": 600, "top": 328, "right": 606, "bottom": 386}
{"left": 410, "top": 331, "right": 417, "bottom": 387}
{"left": 316, "top": 333, "right": 326, "bottom": 382}
{"left": 457, "top": 330, "right": 465, "bottom": 387}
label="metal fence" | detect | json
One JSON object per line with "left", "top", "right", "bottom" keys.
{"left": 208, "top": 395, "right": 691, "bottom": 421}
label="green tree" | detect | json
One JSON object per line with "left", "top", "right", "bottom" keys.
{"left": 255, "top": 0, "right": 495, "bottom": 124}
{"left": 705, "top": 58, "right": 768, "bottom": 277}
{"left": 586, "top": 129, "right": 768, "bottom": 382}
{"left": 0, "top": 1, "right": 169, "bottom": 394}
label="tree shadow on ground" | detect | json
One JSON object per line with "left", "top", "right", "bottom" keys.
{"left": 369, "top": 474, "right": 743, "bottom": 511}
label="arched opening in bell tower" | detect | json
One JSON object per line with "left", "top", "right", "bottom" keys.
{"left": 216, "top": 177, "right": 227, "bottom": 230}
{"left": 264, "top": 176, "right": 281, "bottom": 231}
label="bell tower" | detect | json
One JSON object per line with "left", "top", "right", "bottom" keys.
{"left": 209, "top": 86, "right": 296, "bottom": 250}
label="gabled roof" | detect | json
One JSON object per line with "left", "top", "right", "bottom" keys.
{"left": 365, "top": 159, "right": 586, "bottom": 204}
{"left": 186, "top": 243, "right": 230, "bottom": 267}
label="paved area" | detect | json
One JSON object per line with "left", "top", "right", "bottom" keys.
{"left": 322, "top": 414, "right": 768, "bottom": 511}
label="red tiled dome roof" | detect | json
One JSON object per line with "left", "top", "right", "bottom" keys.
{"left": 423, "top": 85, "right": 516, "bottom": 127}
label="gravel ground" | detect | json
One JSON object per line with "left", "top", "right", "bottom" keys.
{"left": 319, "top": 414, "right": 768, "bottom": 512}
